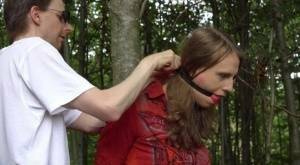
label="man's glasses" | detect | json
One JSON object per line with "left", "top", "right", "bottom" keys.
{"left": 47, "top": 8, "right": 70, "bottom": 23}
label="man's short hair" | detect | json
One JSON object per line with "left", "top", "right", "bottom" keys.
{"left": 4, "top": 0, "right": 52, "bottom": 40}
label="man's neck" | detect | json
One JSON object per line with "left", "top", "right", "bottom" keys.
{"left": 14, "top": 29, "right": 42, "bottom": 42}
{"left": 14, "top": 35, "right": 36, "bottom": 42}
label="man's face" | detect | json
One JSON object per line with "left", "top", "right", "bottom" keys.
{"left": 39, "top": 0, "right": 72, "bottom": 49}
{"left": 191, "top": 53, "right": 240, "bottom": 108}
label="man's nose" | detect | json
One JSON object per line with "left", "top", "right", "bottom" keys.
{"left": 64, "top": 23, "right": 73, "bottom": 35}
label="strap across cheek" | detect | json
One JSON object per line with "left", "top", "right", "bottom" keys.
{"left": 176, "top": 68, "right": 213, "bottom": 97}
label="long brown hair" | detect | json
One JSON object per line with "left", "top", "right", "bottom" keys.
{"left": 166, "top": 27, "right": 241, "bottom": 150}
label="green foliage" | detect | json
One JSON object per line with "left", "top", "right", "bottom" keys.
{"left": 0, "top": 1, "right": 9, "bottom": 46}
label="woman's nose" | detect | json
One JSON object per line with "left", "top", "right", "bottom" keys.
{"left": 223, "top": 79, "right": 234, "bottom": 93}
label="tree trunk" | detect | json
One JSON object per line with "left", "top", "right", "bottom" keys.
{"left": 264, "top": 30, "right": 276, "bottom": 165}
{"left": 142, "top": 1, "right": 153, "bottom": 55}
{"left": 205, "top": 0, "right": 220, "bottom": 28}
{"left": 219, "top": 98, "right": 234, "bottom": 165}
{"left": 109, "top": 0, "right": 144, "bottom": 84}
{"left": 234, "top": 97, "right": 240, "bottom": 165}
{"left": 210, "top": 134, "right": 218, "bottom": 165}
{"left": 72, "top": 0, "right": 89, "bottom": 164}
{"left": 78, "top": 0, "right": 88, "bottom": 78}
{"left": 235, "top": 0, "right": 252, "bottom": 164}
{"left": 97, "top": 0, "right": 111, "bottom": 88}
{"left": 272, "top": 0, "right": 300, "bottom": 164}
{"left": 265, "top": 66, "right": 275, "bottom": 164}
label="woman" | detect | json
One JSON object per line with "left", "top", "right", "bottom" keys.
{"left": 94, "top": 27, "right": 241, "bottom": 164}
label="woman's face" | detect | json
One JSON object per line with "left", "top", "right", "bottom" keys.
{"left": 192, "top": 53, "right": 240, "bottom": 108}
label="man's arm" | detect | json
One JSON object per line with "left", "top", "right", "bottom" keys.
{"left": 68, "top": 112, "right": 106, "bottom": 133}
{"left": 65, "top": 50, "right": 180, "bottom": 121}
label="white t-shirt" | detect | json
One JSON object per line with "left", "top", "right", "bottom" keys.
{"left": 0, "top": 37, "right": 94, "bottom": 165}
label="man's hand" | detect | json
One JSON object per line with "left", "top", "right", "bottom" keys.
{"left": 142, "top": 49, "right": 181, "bottom": 77}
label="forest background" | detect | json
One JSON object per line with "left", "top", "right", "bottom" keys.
{"left": 0, "top": 0, "right": 299, "bottom": 164}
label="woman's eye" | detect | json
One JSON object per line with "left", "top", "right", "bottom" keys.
{"left": 233, "top": 75, "right": 237, "bottom": 81}
{"left": 218, "top": 74, "right": 228, "bottom": 80}
{"left": 218, "top": 73, "right": 237, "bottom": 81}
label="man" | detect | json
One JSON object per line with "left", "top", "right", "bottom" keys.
{"left": 0, "top": 0, "right": 180, "bottom": 164}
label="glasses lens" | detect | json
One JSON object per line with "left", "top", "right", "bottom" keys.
{"left": 62, "top": 11, "right": 70, "bottom": 23}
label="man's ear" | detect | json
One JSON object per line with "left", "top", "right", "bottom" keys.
{"left": 29, "top": 6, "right": 42, "bottom": 25}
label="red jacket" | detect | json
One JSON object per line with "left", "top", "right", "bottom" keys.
{"left": 94, "top": 81, "right": 211, "bottom": 165}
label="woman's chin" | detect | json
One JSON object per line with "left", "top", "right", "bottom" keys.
{"left": 197, "top": 99, "right": 216, "bottom": 108}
